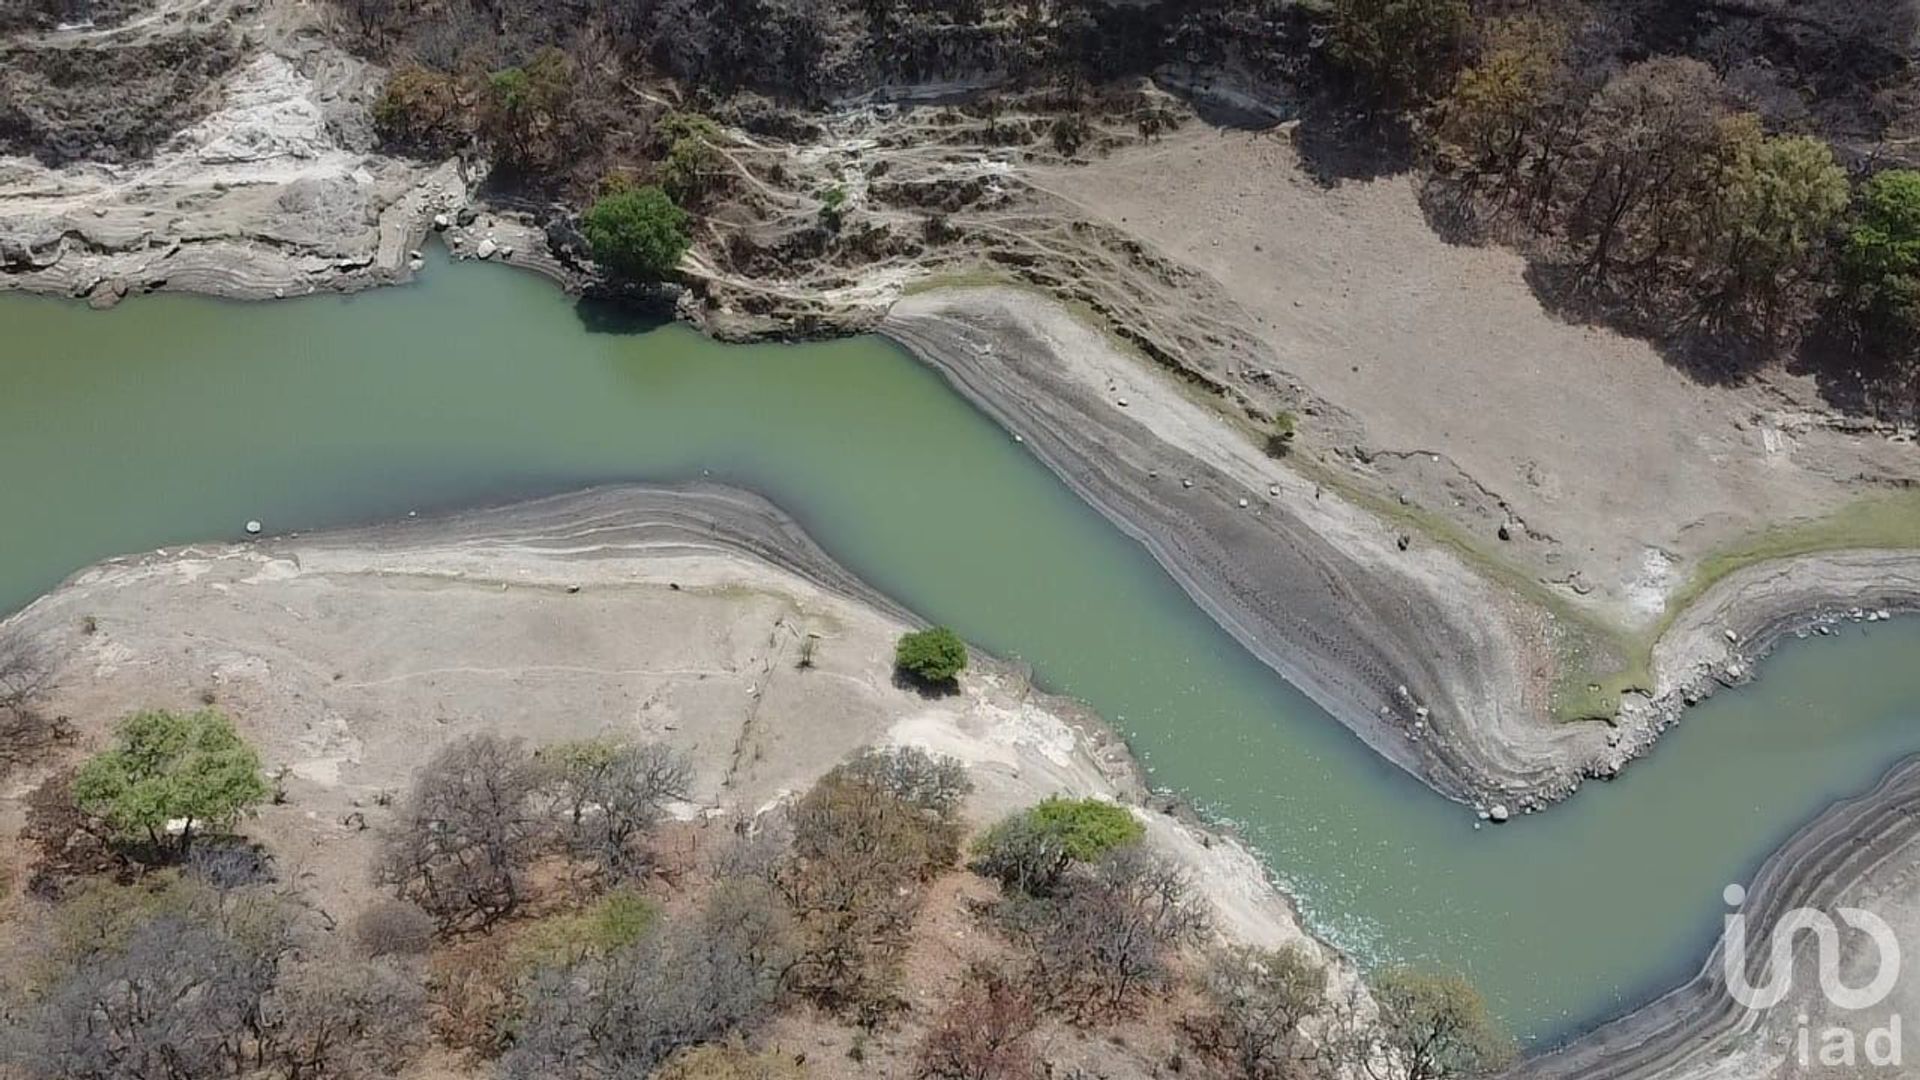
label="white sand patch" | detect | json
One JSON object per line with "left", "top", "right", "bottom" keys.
{"left": 1625, "top": 547, "right": 1679, "bottom": 618}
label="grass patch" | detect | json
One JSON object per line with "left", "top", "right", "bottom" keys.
{"left": 509, "top": 889, "right": 656, "bottom": 971}
{"left": 1658, "top": 492, "right": 1920, "bottom": 628}
{"left": 900, "top": 266, "right": 1018, "bottom": 296}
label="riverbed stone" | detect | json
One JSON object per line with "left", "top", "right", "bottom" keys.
{"left": 1489, "top": 804, "right": 1510, "bottom": 823}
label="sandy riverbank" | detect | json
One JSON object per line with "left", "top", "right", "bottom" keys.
{"left": 0, "top": 484, "right": 1341, "bottom": 967}
{"left": 884, "top": 286, "right": 1920, "bottom": 815}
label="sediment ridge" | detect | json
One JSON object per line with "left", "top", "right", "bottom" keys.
{"left": 1516, "top": 754, "right": 1920, "bottom": 1079}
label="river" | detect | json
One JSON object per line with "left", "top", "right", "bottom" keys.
{"left": 3, "top": 253, "right": 1916, "bottom": 1045}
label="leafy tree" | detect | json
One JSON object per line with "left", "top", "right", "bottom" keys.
{"left": 894, "top": 626, "right": 968, "bottom": 686}
{"left": 1693, "top": 123, "right": 1849, "bottom": 330}
{"left": 71, "top": 709, "right": 269, "bottom": 859}
{"left": 1185, "top": 945, "right": 1328, "bottom": 1080}
{"left": 657, "top": 113, "right": 726, "bottom": 207}
{"left": 582, "top": 183, "right": 692, "bottom": 282}
{"left": 1265, "top": 411, "right": 1298, "bottom": 457}
{"left": 1843, "top": 169, "right": 1920, "bottom": 335}
{"left": 1437, "top": 16, "right": 1566, "bottom": 177}
{"left": 1329, "top": 0, "right": 1472, "bottom": 105}
{"left": 479, "top": 47, "right": 578, "bottom": 173}
{"left": 971, "top": 796, "right": 1144, "bottom": 897}
{"left": 375, "top": 733, "right": 544, "bottom": 933}
{"left": 1361, "top": 970, "right": 1515, "bottom": 1080}
{"left": 370, "top": 66, "right": 465, "bottom": 156}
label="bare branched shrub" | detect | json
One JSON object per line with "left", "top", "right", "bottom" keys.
{"left": 1184, "top": 945, "right": 1329, "bottom": 1080}
{"left": 539, "top": 737, "right": 691, "bottom": 881}
{"left": 5, "top": 886, "right": 301, "bottom": 1080}
{"left": 375, "top": 733, "right": 544, "bottom": 934}
{"left": 834, "top": 745, "right": 971, "bottom": 819}
{"left": 1002, "top": 843, "right": 1209, "bottom": 1021}
{"left": 266, "top": 957, "right": 428, "bottom": 1080}
{"left": 0, "top": 633, "right": 51, "bottom": 712}
{"left": 915, "top": 964, "right": 1039, "bottom": 1080}
{"left": 0, "top": 634, "right": 66, "bottom": 778}
{"left": 500, "top": 882, "right": 794, "bottom": 1079}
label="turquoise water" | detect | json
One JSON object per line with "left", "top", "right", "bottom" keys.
{"left": 3, "top": 254, "right": 1916, "bottom": 1044}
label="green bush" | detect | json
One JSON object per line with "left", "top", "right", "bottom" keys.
{"left": 71, "top": 709, "right": 269, "bottom": 859}
{"left": 582, "top": 183, "right": 692, "bottom": 282}
{"left": 1266, "top": 411, "right": 1298, "bottom": 457}
{"left": 1844, "top": 169, "right": 1920, "bottom": 332}
{"left": 971, "top": 796, "right": 1144, "bottom": 897}
{"left": 894, "top": 626, "right": 968, "bottom": 686}
{"left": 511, "top": 888, "right": 656, "bottom": 971}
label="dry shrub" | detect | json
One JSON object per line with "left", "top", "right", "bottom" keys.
{"left": 779, "top": 748, "right": 970, "bottom": 1018}
{"left": 1001, "top": 844, "right": 1209, "bottom": 1022}
{"left": 427, "top": 938, "right": 519, "bottom": 1054}
{"left": 654, "top": 1040, "right": 804, "bottom": 1080}
{"left": 21, "top": 769, "right": 123, "bottom": 896}
{"left": 352, "top": 899, "right": 437, "bottom": 958}
{"left": 916, "top": 964, "right": 1039, "bottom": 1080}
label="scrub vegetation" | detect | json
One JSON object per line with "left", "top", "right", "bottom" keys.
{"left": 328, "top": 0, "right": 1920, "bottom": 417}
{"left": 0, "top": 707, "right": 1512, "bottom": 1080}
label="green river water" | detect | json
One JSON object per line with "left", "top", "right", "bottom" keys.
{"left": 3, "top": 253, "right": 1917, "bottom": 1046}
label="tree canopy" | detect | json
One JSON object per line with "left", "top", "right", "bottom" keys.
{"left": 1844, "top": 169, "right": 1920, "bottom": 332}
{"left": 70, "top": 709, "right": 269, "bottom": 858}
{"left": 1366, "top": 969, "right": 1515, "bottom": 1080}
{"left": 582, "top": 183, "right": 692, "bottom": 282}
{"left": 1329, "top": 0, "right": 1472, "bottom": 105}
{"left": 894, "top": 626, "right": 969, "bottom": 686}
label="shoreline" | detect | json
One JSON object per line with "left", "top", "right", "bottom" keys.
{"left": 10, "top": 207, "right": 1919, "bottom": 809}
{"left": 0, "top": 481, "right": 1348, "bottom": 967}
{"left": 1516, "top": 753, "right": 1920, "bottom": 1078}
{"left": 881, "top": 286, "right": 1920, "bottom": 812}
{"left": 8, "top": 223, "right": 1920, "bottom": 1076}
